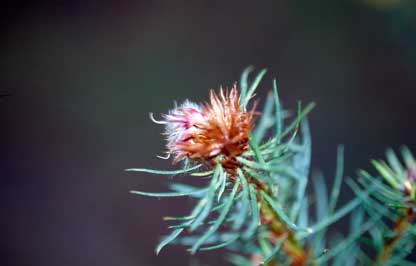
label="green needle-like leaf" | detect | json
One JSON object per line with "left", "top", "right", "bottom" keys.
{"left": 217, "top": 171, "right": 228, "bottom": 202}
{"left": 298, "top": 196, "right": 364, "bottom": 239}
{"left": 191, "top": 179, "right": 240, "bottom": 254}
{"left": 242, "top": 69, "right": 267, "bottom": 109}
{"left": 386, "top": 148, "right": 405, "bottom": 181}
{"left": 314, "top": 215, "right": 380, "bottom": 264}
{"left": 372, "top": 160, "right": 399, "bottom": 188}
{"left": 239, "top": 66, "right": 254, "bottom": 106}
{"left": 233, "top": 169, "right": 250, "bottom": 230}
{"left": 272, "top": 79, "right": 282, "bottom": 142}
{"left": 156, "top": 228, "right": 185, "bottom": 255}
{"left": 243, "top": 184, "right": 260, "bottom": 239}
{"left": 253, "top": 91, "right": 274, "bottom": 143}
{"left": 130, "top": 187, "right": 208, "bottom": 197}
{"left": 126, "top": 164, "right": 201, "bottom": 175}
{"left": 401, "top": 146, "right": 415, "bottom": 169}
{"left": 190, "top": 165, "right": 222, "bottom": 231}
{"left": 329, "top": 145, "right": 344, "bottom": 212}
{"left": 197, "top": 234, "right": 240, "bottom": 251}
{"left": 261, "top": 191, "right": 300, "bottom": 232}
{"left": 280, "top": 102, "right": 315, "bottom": 140}
{"left": 261, "top": 237, "right": 285, "bottom": 264}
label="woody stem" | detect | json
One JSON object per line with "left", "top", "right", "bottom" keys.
{"left": 374, "top": 208, "right": 415, "bottom": 265}
{"left": 256, "top": 184, "right": 308, "bottom": 266}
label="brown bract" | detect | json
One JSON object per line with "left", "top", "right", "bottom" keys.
{"left": 164, "top": 85, "right": 256, "bottom": 174}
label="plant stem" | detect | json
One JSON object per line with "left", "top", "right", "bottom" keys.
{"left": 374, "top": 208, "right": 415, "bottom": 265}
{"left": 257, "top": 187, "right": 308, "bottom": 266}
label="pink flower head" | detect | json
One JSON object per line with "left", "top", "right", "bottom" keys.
{"left": 151, "top": 85, "right": 255, "bottom": 174}
{"left": 163, "top": 100, "right": 205, "bottom": 145}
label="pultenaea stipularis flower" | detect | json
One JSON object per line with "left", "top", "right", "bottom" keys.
{"left": 151, "top": 85, "right": 256, "bottom": 174}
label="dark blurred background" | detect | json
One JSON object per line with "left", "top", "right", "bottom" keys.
{"left": 1, "top": 1, "right": 416, "bottom": 266}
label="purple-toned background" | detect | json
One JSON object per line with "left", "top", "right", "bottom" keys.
{"left": 1, "top": 1, "right": 416, "bottom": 266}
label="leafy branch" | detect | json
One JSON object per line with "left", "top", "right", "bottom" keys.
{"left": 127, "top": 67, "right": 416, "bottom": 266}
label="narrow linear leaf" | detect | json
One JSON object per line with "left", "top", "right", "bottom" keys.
{"left": 314, "top": 215, "right": 379, "bottom": 264}
{"left": 156, "top": 227, "right": 185, "bottom": 254}
{"left": 298, "top": 196, "right": 364, "bottom": 239}
{"left": 197, "top": 234, "right": 240, "bottom": 251}
{"left": 358, "top": 170, "right": 403, "bottom": 202}
{"left": 233, "top": 169, "right": 250, "bottom": 230}
{"left": 190, "top": 165, "right": 222, "bottom": 231}
{"left": 372, "top": 160, "right": 399, "bottom": 188}
{"left": 173, "top": 234, "right": 223, "bottom": 246}
{"left": 242, "top": 69, "right": 267, "bottom": 108}
{"left": 272, "top": 79, "right": 282, "bottom": 141}
{"left": 237, "top": 157, "right": 270, "bottom": 171}
{"left": 164, "top": 215, "right": 195, "bottom": 221}
{"left": 258, "top": 236, "right": 273, "bottom": 256}
{"left": 298, "top": 198, "right": 309, "bottom": 229}
{"left": 253, "top": 92, "right": 274, "bottom": 143}
{"left": 243, "top": 185, "right": 260, "bottom": 239}
{"left": 280, "top": 102, "right": 315, "bottom": 139}
{"left": 217, "top": 171, "right": 227, "bottom": 202}
{"left": 244, "top": 167, "right": 274, "bottom": 185}
{"left": 191, "top": 170, "right": 213, "bottom": 177}
{"left": 261, "top": 237, "right": 285, "bottom": 264}
{"left": 312, "top": 172, "right": 328, "bottom": 221}
{"left": 290, "top": 119, "right": 311, "bottom": 220}
{"left": 329, "top": 145, "right": 344, "bottom": 212}
{"left": 212, "top": 201, "right": 227, "bottom": 212}
{"left": 346, "top": 178, "right": 397, "bottom": 221}
{"left": 369, "top": 227, "right": 384, "bottom": 251}
{"left": 130, "top": 188, "right": 208, "bottom": 198}
{"left": 401, "top": 146, "right": 415, "bottom": 169}
{"left": 386, "top": 148, "right": 405, "bottom": 181}
{"left": 191, "top": 179, "right": 240, "bottom": 254}
{"left": 169, "top": 183, "right": 207, "bottom": 198}
{"left": 249, "top": 137, "right": 266, "bottom": 165}
{"left": 240, "top": 66, "right": 254, "bottom": 105}
{"left": 350, "top": 207, "right": 364, "bottom": 233}
{"left": 261, "top": 191, "right": 300, "bottom": 232}
{"left": 126, "top": 164, "right": 201, "bottom": 175}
